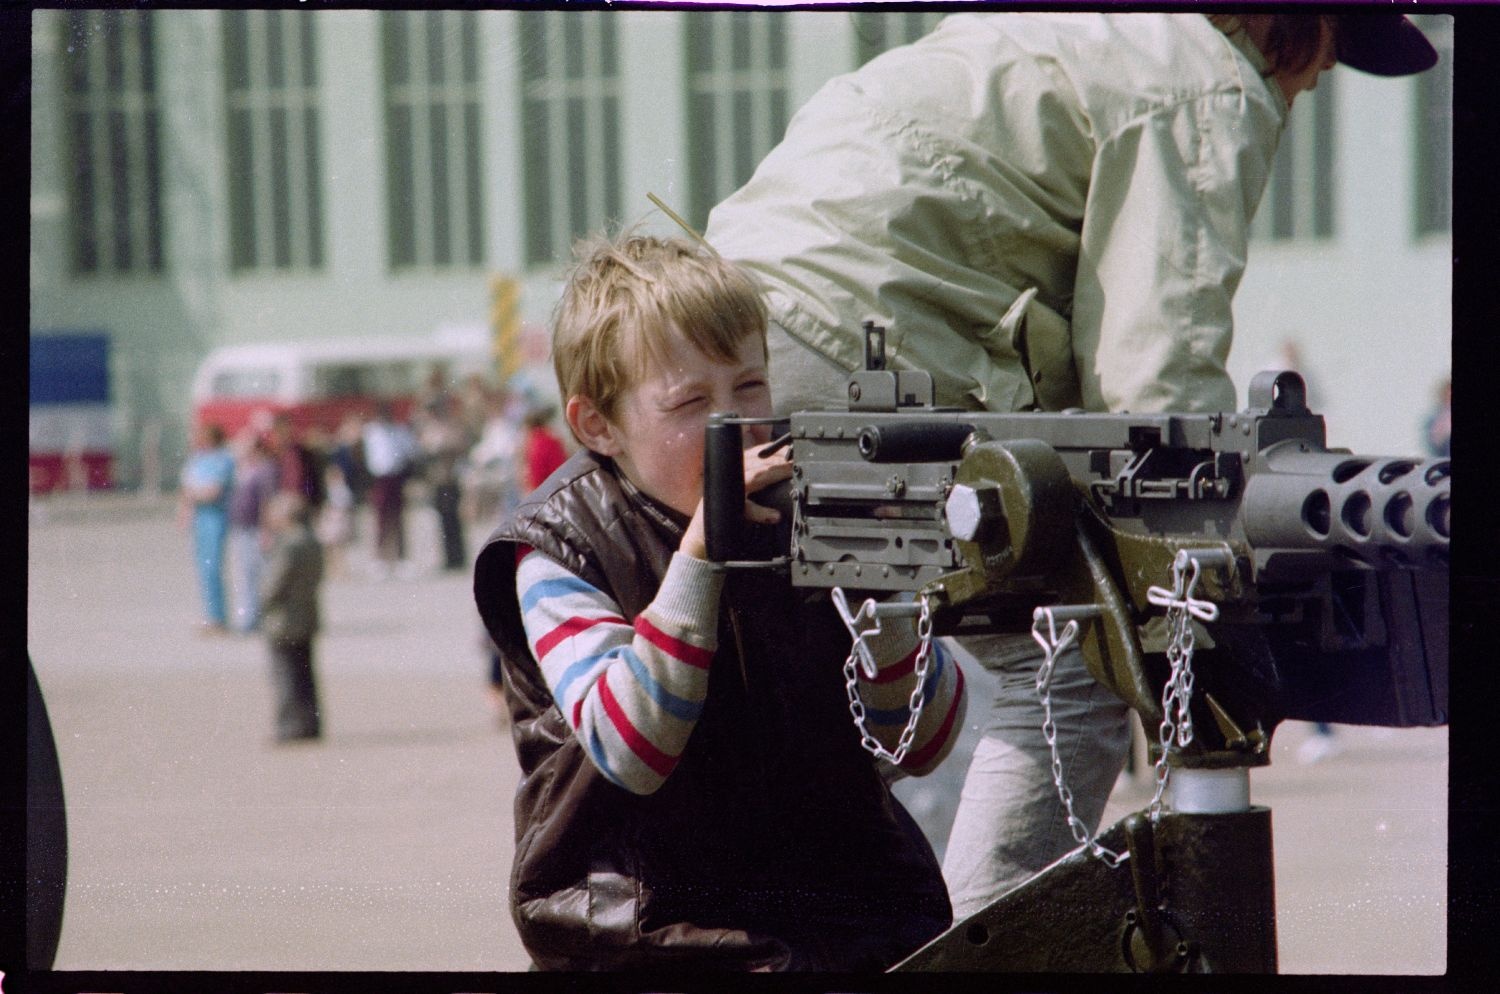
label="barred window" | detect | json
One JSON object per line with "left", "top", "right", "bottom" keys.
{"left": 381, "top": 10, "right": 487, "bottom": 271}
{"left": 851, "top": 9, "right": 946, "bottom": 65}
{"left": 1411, "top": 14, "right": 1452, "bottom": 238}
{"left": 222, "top": 10, "right": 325, "bottom": 272}
{"left": 685, "top": 12, "right": 789, "bottom": 229}
{"left": 518, "top": 11, "right": 623, "bottom": 268}
{"left": 62, "top": 10, "right": 165, "bottom": 276}
{"left": 1252, "top": 72, "right": 1337, "bottom": 242}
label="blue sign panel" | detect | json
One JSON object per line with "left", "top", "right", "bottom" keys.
{"left": 30, "top": 333, "right": 111, "bottom": 405}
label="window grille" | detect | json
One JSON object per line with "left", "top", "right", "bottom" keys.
{"left": 381, "top": 10, "right": 487, "bottom": 270}
{"left": 1252, "top": 72, "right": 1337, "bottom": 242}
{"left": 851, "top": 8, "right": 946, "bottom": 65}
{"left": 223, "top": 9, "right": 325, "bottom": 272}
{"left": 684, "top": 12, "right": 789, "bottom": 229}
{"left": 1411, "top": 15, "right": 1452, "bottom": 238}
{"left": 63, "top": 10, "right": 165, "bottom": 276}
{"left": 518, "top": 11, "right": 623, "bottom": 268}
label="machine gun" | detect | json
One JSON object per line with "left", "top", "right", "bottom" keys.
{"left": 703, "top": 321, "right": 1449, "bottom": 972}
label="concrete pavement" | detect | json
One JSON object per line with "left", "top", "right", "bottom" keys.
{"left": 29, "top": 493, "right": 527, "bottom": 971}
{"left": 27, "top": 492, "right": 1446, "bottom": 974}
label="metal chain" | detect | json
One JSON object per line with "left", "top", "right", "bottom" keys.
{"left": 1032, "top": 607, "right": 1128, "bottom": 868}
{"left": 837, "top": 590, "right": 934, "bottom": 767}
{"left": 1145, "top": 552, "right": 1222, "bottom": 822}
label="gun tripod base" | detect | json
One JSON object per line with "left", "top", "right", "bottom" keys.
{"left": 892, "top": 805, "right": 1277, "bottom": 973}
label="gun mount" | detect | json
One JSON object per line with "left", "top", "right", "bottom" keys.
{"left": 705, "top": 321, "right": 1449, "bottom": 973}
{"left": 707, "top": 324, "right": 1448, "bottom": 756}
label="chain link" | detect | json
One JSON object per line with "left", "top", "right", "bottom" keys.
{"left": 1144, "top": 552, "right": 1222, "bottom": 822}
{"left": 1032, "top": 607, "right": 1128, "bottom": 868}
{"left": 839, "top": 592, "right": 933, "bottom": 767}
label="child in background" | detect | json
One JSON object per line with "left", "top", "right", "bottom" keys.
{"left": 261, "top": 491, "right": 325, "bottom": 743}
{"left": 474, "top": 234, "right": 965, "bottom": 971}
{"left": 316, "top": 461, "right": 356, "bottom": 580}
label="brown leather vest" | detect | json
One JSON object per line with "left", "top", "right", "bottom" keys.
{"left": 474, "top": 449, "right": 950, "bottom": 971}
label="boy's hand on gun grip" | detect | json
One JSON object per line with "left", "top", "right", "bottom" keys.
{"left": 680, "top": 447, "right": 793, "bottom": 560}
{"left": 742, "top": 445, "right": 794, "bottom": 525}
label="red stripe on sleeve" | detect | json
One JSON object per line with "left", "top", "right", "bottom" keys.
{"left": 597, "top": 671, "right": 679, "bottom": 779}
{"left": 515, "top": 544, "right": 535, "bottom": 567}
{"left": 869, "top": 644, "right": 919, "bottom": 684}
{"left": 899, "top": 664, "right": 965, "bottom": 772}
{"left": 633, "top": 616, "right": 714, "bottom": 669}
{"left": 535, "top": 615, "right": 627, "bottom": 660}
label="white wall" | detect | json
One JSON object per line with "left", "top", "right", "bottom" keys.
{"left": 1229, "top": 67, "right": 1451, "bottom": 457}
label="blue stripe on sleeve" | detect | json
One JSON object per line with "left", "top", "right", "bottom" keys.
{"left": 520, "top": 573, "right": 599, "bottom": 614}
{"left": 864, "top": 701, "right": 918, "bottom": 725}
{"left": 621, "top": 647, "right": 705, "bottom": 722}
{"left": 864, "top": 643, "right": 947, "bottom": 724}
{"left": 553, "top": 646, "right": 627, "bottom": 706}
{"left": 921, "top": 642, "right": 946, "bottom": 703}
{"left": 585, "top": 723, "right": 630, "bottom": 791}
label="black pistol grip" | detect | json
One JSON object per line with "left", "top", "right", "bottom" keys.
{"left": 703, "top": 413, "right": 745, "bottom": 563}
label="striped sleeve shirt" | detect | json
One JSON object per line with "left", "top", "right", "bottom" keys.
{"left": 846, "top": 593, "right": 967, "bottom": 776}
{"left": 515, "top": 548, "right": 966, "bottom": 794}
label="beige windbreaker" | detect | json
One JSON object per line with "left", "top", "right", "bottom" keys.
{"left": 705, "top": 12, "right": 1289, "bottom": 415}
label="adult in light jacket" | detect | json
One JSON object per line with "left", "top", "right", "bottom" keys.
{"left": 705, "top": 10, "right": 1438, "bottom": 918}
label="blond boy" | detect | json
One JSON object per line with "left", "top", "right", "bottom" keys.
{"left": 473, "top": 235, "right": 965, "bottom": 970}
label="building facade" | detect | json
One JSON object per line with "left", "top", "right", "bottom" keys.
{"left": 29, "top": 8, "right": 1452, "bottom": 489}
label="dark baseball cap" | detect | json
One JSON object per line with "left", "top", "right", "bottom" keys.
{"left": 1336, "top": 13, "right": 1439, "bottom": 76}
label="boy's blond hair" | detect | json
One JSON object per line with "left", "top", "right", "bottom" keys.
{"left": 552, "top": 233, "right": 768, "bottom": 426}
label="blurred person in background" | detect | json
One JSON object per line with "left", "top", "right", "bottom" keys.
{"left": 329, "top": 412, "right": 371, "bottom": 500}
{"left": 316, "top": 458, "right": 357, "bottom": 580}
{"left": 227, "top": 430, "right": 277, "bottom": 633}
{"left": 416, "top": 392, "right": 475, "bottom": 572}
{"left": 329, "top": 412, "right": 371, "bottom": 538}
{"left": 178, "top": 422, "right": 236, "bottom": 636}
{"left": 458, "top": 372, "right": 495, "bottom": 439}
{"left": 417, "top": 364, "right": 455, "bottom": 415}
{"left": 464, "top": 386, "right": 528, "bottom": 724}
{"left": 521, "top": 402, "right": 568, "bottom": 494}
{"left": 463, "top": 386, "right": 525, "bottom": 527}
{"left": 362, "top": 400, "right": 420, "bottom": 577}
{"left": 268, "top": 411, "right": 327, "bottom": 513}
{"left": 1298, "top": 720, "right": 1342, "bottom": 764}
{"left": 260, "top": 491, "right": 325, "bottom": 743}
{"left": 1424, "top": 376, "right": 1451, "bottom": 458}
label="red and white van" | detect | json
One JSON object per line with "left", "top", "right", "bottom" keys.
{"left": 190, "top": 329, "right": 492, "bottom": 437}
